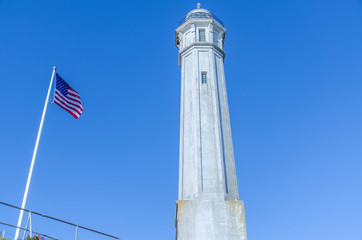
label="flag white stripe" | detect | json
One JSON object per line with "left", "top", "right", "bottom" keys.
{"left": 57, "top": 97, "right": 83, "bottom": 114}
{"left": 56, "top": 96, "right": 82, "bottom": 114}
{"left": 55, "top": 92, "right": 82, "bottom": 112}
{"left": 54, "top": 98, "right": 81, "bottom": 118}
{"left": 54, "top": 94, "right": 82, "bottom": 116}
{"left": 55, "top": 95, "right": 83, "bottom": 113}
{"left": 54, "top": 100, "right": 81, "bottom": 118}
{"left": 66, "top": 92, "right": 82, "bottom": 105}
{"left": 67, "top": 94, "right": 82, "bottom": 104}
{"left": 55, "top": 90, "right": 83, "bottom": 109}
{"left": 68, "top": 88, "right": 81, "bottom": 97}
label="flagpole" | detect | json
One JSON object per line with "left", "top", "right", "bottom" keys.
{"left": 14, "top": 66, "right": 57, "bottom": 240}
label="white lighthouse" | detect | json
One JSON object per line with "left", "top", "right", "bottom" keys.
{"left": 174, "top": 4, "right": 247, "bottom": 240}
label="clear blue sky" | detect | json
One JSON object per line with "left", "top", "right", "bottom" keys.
{"left": 1, "top": 0, "right": 361, "bottom": 239}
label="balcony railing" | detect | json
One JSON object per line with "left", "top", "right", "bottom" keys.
{"left": 0, "top": 201, "right": 120, "bottom": 240}
{"left": 176, "top": 12, "right": 224, "bottom": 28}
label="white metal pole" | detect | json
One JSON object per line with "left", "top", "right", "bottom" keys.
{"left": 14, "top": 66, "right": 57, "bottom": 240}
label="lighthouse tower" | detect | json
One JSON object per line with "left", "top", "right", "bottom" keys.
{"left": 174, "top": 4, "right": 247, "bottom": 240}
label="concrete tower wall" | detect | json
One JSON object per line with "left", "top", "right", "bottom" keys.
{"left": 175, "top": 6, "right": 247, "bottom": 240}
{"left": 177, "top": 18, "right": 238, "bottom": 202}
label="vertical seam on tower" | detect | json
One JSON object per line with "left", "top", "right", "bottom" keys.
{"left": 210, "top": 49, "right": 224, "bottom": 196}
{"left": 215, "top": 54, "right": 229, "bottom": 195}
{"left": 197, "top": 50, "right": 204, "bottom": 194}
{"left": 220, "top": 58, "right": 239, "bottom": 199}
{"left": 180, "top": 54, "right": 185, "bottom": 199}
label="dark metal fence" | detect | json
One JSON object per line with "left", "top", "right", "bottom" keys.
{"left": 0, "top": 201, "right": 120, "bottom": 240}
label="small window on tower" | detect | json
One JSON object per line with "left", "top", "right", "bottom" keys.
{"left": 199, "top": 29, "right": 206, "bottom": 42}
{"left": 201, "top": 72, "right": 207, "bottom": 84}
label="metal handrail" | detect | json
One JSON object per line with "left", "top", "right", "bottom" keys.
{"left": 176, "top": 12, "right": 224, "bottom": 27}
{"left": 0, "top": 201, "right": 120, "bottom": 240}
{"left": 0, "top": 221, "right": 57, "bottom": 240}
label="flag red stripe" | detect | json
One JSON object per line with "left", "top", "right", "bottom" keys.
{"left": 68, "top": 90, "right": 81, "bottom": 99}
{"left": 67, "top": 94, "right": 82, "bottom": 104}
{"left": 54, "top": 99, "right": 81, "bottom": 119}
{"left": 55, "top": 89, "right": 82, "bottom": 106}
{"left": 54, "top": 97, "right": 81, "bottom": 117}
{"left": 55, "top": 90, "right": 83, "bottom": 111}
{"left": 54, "top": 101, "right": 79, "bottom": 119}
{"left": 66, "top": 92, "right": 82, "bottom": 105}
{"left": 56, "top": 95, "right": 83, "bottom": 113}
{"left": 55, "top": 92, "right": 83, "bottom": 112}
{"left": 69, "top": 86, "right": 79, "bottom": 94}
{"left": 55, "top": 95, "right": 82, "bottom": 116}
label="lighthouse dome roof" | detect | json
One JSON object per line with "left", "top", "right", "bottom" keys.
{"left": 186, "top": 7, "right": 212, "bottom": 18}
{"left": 176, "top": 4, "right": 224, "bottom": 28}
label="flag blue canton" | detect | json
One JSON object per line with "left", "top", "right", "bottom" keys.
{"left": 56, "top": 73, "right": 69, "bottom": 97}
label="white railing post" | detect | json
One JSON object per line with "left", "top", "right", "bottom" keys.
{"left": 75, "top": 225, "right": 79, "bottom": 240}
{"left": 29, "top": 211, "right": 32, "bottom": 237}
{"left": 22, "top": 213, "right": 31, "bottom": 240}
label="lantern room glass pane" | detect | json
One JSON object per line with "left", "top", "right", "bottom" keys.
{"left": 199, "top": 29, "right": 206, "bottom": 42}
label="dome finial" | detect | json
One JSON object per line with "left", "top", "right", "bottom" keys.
{"left": 197, "top": 3, "right": 201, "bottom": 9}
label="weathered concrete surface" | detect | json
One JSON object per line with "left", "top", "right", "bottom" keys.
{"left": 174, "top": 5, "right": 248, "bottom": 240}
{"left": 176, "top": 10, "right": 238, "bottom": 203}
{"left": 175, "top": 200, "right": 247, "bottom": 240}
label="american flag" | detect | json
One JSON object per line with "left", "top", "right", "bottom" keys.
{"left": 54, "top": 73, "right": 83, "bottom": 119}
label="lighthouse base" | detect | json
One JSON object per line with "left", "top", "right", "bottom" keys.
{"left": 175, "top": 200, "right": 247, "bottom": 240}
